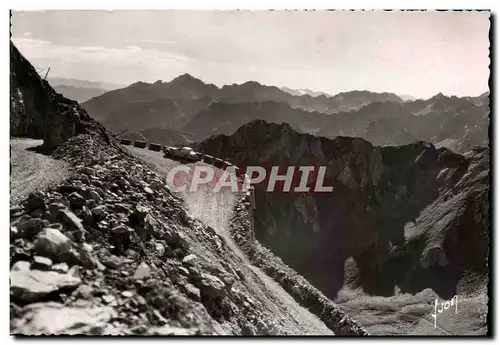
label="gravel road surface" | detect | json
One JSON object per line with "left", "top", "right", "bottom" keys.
{"left": 10, "top": 139, "right": 71, "bottom": 206}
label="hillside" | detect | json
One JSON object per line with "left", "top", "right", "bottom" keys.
{"left": 10, "top": 42, "right": 118, "bottom": 152}
{"left": 103, "top": 97, "right": 212, "bottom": 134}
{"left": 82, "top": 76, "right": 218, "bottom": 123}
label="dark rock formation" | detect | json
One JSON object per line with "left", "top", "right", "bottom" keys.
{"left": 10, "top": 42, "right": 119, "bottom": 152}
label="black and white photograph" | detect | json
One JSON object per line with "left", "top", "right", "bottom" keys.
{"left": 9, "top": 9, "right": 491, "bottom": 336}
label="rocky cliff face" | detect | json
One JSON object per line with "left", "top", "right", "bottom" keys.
{"left": 198, "top": 120, "right": 490, "bottom": 300}
{"left": 10, "top": 42, "right": 118, "bottom": 152}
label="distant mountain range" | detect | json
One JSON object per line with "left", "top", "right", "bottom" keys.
{"left": 119, "top": 127, "right": 193, "bottom": 146}
{"left": 48, "top": 77, "right": 126, "bottom": 103}
{"left": 83, "top": 73, "right": 405, "bottom": 122}
{"left": 280, "top": 86, "right": 333, "bottom": 98}
{"left": 398, "top": 94, "right": 418, "bottom": 102}
{"left": 182, "top": 93, "right": 489, "bottom": 153}
{"left": 48, "top": 77, "right": 126, "bottom": 91}
{"left": 79, "top": 73, "right": 489, "bottom": 154}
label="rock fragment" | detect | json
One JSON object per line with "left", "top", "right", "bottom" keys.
{"left": 11, "top": 302, "right": 116, "bottom": 335}
{"left": 10, "top": 270, "right": 81, "bottom": 303}
{"left": 31, "top": 256, "right": 53, "bottom": 271}
{"left": 132, "top": 262, "right": 151, "bottom": 280}
{"left": 33, "top": 228, "right": 72, "bottom": 259}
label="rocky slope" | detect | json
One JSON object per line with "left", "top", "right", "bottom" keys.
{"left": 126, "top": 146, "right": 368, "bottom": 335}
{"left": 197, "top": 121, "right": 490, "bottom": 317}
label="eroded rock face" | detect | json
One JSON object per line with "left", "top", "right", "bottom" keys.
{"left": 199, "top": 120, "right": 490, "bottom": 300}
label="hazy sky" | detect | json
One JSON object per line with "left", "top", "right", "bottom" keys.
{"left": 11, "top": 10, "right": 490, "bottom": 98}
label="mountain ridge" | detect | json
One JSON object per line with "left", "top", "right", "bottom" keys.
{"left": 81, "top": 73, "right": 488, "bottom": 155}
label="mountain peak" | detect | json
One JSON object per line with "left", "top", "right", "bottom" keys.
{"left": 241, "top": 80, "right": 262, "bottom": 87}
{"left": 171, "top": 73, "right": 202, "bottom": 83}
{"left": 430, "top": 92, "right": 446, "bottom": 100}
